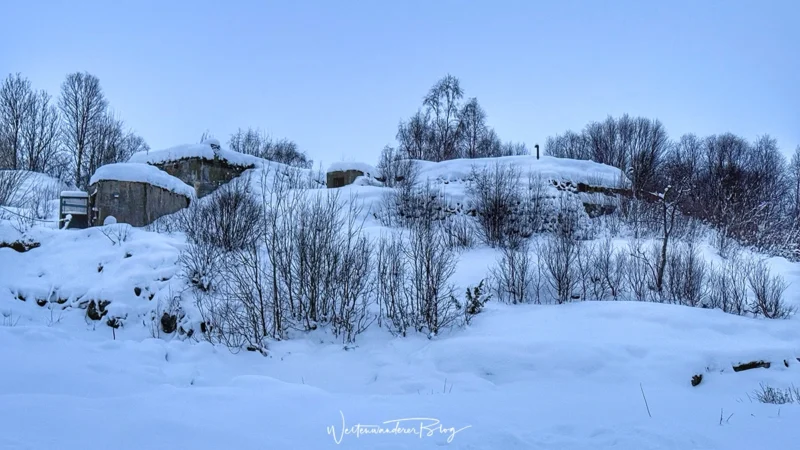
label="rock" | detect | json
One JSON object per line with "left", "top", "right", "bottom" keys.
{"left": 0, "top": 240, "right": 41, "bottom": 252}
{"left": 732, "top": 360, "right": 771, "bottom": 372}
{"left": 160, "top": 312, "right": 178, "bottom": 334}
{"left": 86, "top": 300, "right": 111, "bottom": 321}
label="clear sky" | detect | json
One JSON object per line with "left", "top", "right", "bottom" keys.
{"left": 2, "top": 0, "right": 798, "bottom": 168}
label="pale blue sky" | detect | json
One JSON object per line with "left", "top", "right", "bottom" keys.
{"left": 2, "top": 0, "right": 798, "bottom": 167}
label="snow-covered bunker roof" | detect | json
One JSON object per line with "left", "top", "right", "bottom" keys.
{"left": 129, "top": 142, "right": 263, "bottom": 168}
{"left": 327, "top": 161, "right": 380, "bottom": 178}
{"left": 89, "top": 163, "right": 195, "bottom": 198}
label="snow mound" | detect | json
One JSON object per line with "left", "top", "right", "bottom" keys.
{"left": 129, "top": 142, "right": 263, "bottom": 168}
{"left": 201, "top": 137, "right": 221, "bottom": 148}
{"left": 1, "top": 170, "right": 67, "bottom": 205}
{"left": 413, "top": 155, "right": 625, "bottom": 188}
{"left": 89, "top": 163, "right": 195, "bottom": 198}
{"left": 327, "top": 161, "right": 380, "bottom": 178}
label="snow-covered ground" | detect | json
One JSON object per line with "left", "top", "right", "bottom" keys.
{"left": 2, "top": 149, "right": 799, "bottom": 449}
{"left": 1, "top": 299, "right": 799, "bottom": 449}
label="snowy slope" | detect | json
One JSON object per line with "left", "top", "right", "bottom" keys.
{"left": 2, "top": 152, "right": 800, "bottom": 449}
{"left": 1, "top": 301, "right": 798, "bottom": 449}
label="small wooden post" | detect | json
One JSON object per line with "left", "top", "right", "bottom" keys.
{"left": 535, "top": 144, "right": 540, "bottom": 159}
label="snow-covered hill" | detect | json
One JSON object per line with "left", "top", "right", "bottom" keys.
{"left": 1, "top": 146, "right": 799, "bottom": 449}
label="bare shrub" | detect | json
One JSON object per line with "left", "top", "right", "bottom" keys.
{"left": 17, "top": 182, "right": 59, "bottom": 220}
{"left": 468, "top": 163, "right": 520, "bottom": 247}
{"left": 626, "top": 241, "right": 655, "bottom": 302}
{"left": 330, "top": 198, "right": 375, "bottom": 343}
{"left": 751, "top": 383, "right": 800, "bottom": 404}
{"left": 0, "top": 170, "right": 28, "bottom": 206}
{"left": 468, "top": 164, "right": 549, "bottom": 248}
{"left": 489, "top": 239, "right": 536, "bottom": 304}
{"left": 377, "top": 145, "right": 417, "bottom": 188}
{"left": 403, "top": 216, "right": 460, "bottom": 337}
{"left": 177, "top": 175, "right": 263, "bottom": 252}
{"left": 592, "top": 237, "right": 626, "bottom": 300}
{"left": 217, "top": 244, "right": 274, "bottom": 352}
{"left": 375, "top": 233, "right": 409, "bottom": 336}
{"left": 181, "top": 240, "right": 223, "bottom": 292}
{"left": 442, "top": 214, "right": 476, "bottom": 250}
{"left": 539, "top": 197, "right": 585, "bottom": 304}
{"left": 100, "top": 223, "right": 132, "bottom": 246}
{"left": 746, "top": 259, "right": 793, "bottom": 319}
{"left": 665, "top": 242, "right": 708, "bottom": 307}
{"left": 705, "top": 256, "right": 749, "bottom": 315}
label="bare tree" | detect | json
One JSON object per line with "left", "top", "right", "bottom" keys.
{"left": 59, "top": 72, "right": 107, "bottom": 187}
{"left": 423, "top": 75, "right": 464, "bottom": 161}
{"left": 0, "top": 73, "right": 33, "bottom": 169}
{"left": 458, "top": 97, "right": 487, "bottom": 158}
{"left": 653, "top": 179, "right": 689, "bottom": 293}
{"left": 499, "top": 141, "right": 529, "bottom": 157}
{"left": 84, "top": 113, "right": 148, "bottom": 183}
{"left": 396, "top": 110, "right": 432, "bottom": 160}
{"left": 791, "top": 146, "right": 800, "bottom": 222}
{"left": 0, "top": 169, "right": 29, "bottom": 207}
{"left": 20, "top": 90, "right": 61, "bottom": 173}
{"left": 545, "top": 130, "right": 589, "bottom": 160}
{"left": 228, "top": 127, "right": 311, "bottom": 168}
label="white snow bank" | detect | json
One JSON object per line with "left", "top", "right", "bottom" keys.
{"left": 1, "top": 170, "right": 67, "bottom": 206}
{"left": 129, "top": 142, "right": 263, "bottom": 168}
{"left": 327, "top": 161, "right": 380, "bottom": 178}
{"left": 89, "top": 163, "right": 195, "bottom": 198}
{"left": 0, "top": 299, "right": 798, "bottom": 449}
{"left": 412, "top": 155, "right": 625, "bottom": 188}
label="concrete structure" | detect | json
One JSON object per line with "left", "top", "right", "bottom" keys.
{"left": 326, "top": 169, "right": 366, "bottom": 188}
{"left": 152, "top": 158, "right": 250, "bottom": 198}
{"left": 90, "top": 180, "right": 191, "bottom": 227}
{"left": 88, "top": 162, "right": 195, "bottom": 228}
{"left": 128, "top": 142, "right": 260, "bottom": 198}
{"left": 326, "top": 162, "right": 379, "bottom": 188}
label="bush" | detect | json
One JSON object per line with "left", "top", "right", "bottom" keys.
{"left": 489, "top": 239, "right": 537, "bottom": 304}
{"left": 746, "top": 259, "right": 793, "bottom": 319}
{"left": 705, "top": 256, "right": 749, "bottom": 315}
{"left": 539, "top": 197, "right": 586, "bottom": 304}
{"left": 665, "top": 242, "right": 708, "bottom": 307}
{"left": 468, "top": 164, "right": 548, "bottom": 248}
{"left": 751, "top": 383, "right": 800, "bottom": 404}
{"left": 177, "top": 176, "right": 263, "bottom": 252}
{"left": 462, "top": 279, "right": 491, "bottom": 325}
